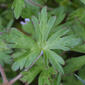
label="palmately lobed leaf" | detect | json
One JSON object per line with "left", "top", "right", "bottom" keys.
{"left": 45, "top": 50, "right": 65, "bottom": 65}
{"left": 12, "top": 50, "right": 40, "bottom": 71}
{"left": 21, "top": 66, "right": 41, "bottom": 84}
{"left": 6, "top": 7, "right": 82, "bottom": 76}
{"left": 45, "top": 50, "right": 64, "bottom": 74}
{"left": 0, "top": 52, "right": 11, "bottom": 66}
{"left": 7, "top": 28, "right": 37, "bottom": 49}
{"left": 46, "top": 33, "right": 81, "bottom": 51}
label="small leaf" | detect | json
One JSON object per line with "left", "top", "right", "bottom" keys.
{"left": 45, "top": 16, "right": 56, "bottom": 40}
{"left": 12, "top": 0, "right": 25, "bottom": 19}
{"left": 7, "top": 28, "right": 36, "bottom": 49}
{"left": 39, "top": 7, "right": 47, "bottom": 41}
{"left": 32, "top": 16, "right": 41, "bottom": 40}
{"left": 38, "top": 68, "right": 55, "bottom": 85}
{"left": 21, "top": 66, "right": 41, "bottom": 84}
{"left": 0, "top": 52, "right": 11, "bottom": 66}
{"left": 64, "top": 55, "right": 85, "bottom": 74}
{"left": 47, "top": 31, "right": 81, "bottom": 51}
{"left": 46, "top": 50, "right": 64, "bottom": 74}
{"left": 72, "top": 44, "right": 85, "bottom": 53}
{"left": 25, "top": 50, "right": 40, "bottom": 68}
{"left": 12, "top": 50, "right": 40, "bottom": 71}
{"left": 49, "top": 7, "right": 66, "bottom": 26}
{"left": 71, "top": 21, "right": 85, "bottom": 41}
{"left": 46, "top": 50, "right": 65, "bottom": 65}
{"left": 47, "top": 28, "right": 69, "bottom": 43}
{"left": 57, "top": 74, "right": 61, "bottom": 85}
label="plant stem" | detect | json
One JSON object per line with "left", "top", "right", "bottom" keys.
{"left": 0, "top": 65, "right": 8, "bottom": 83}
{"left": 9, "top": 74, "right": 22, "bottom": 85}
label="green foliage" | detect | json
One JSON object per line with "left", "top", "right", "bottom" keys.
{"left": 64, "top": 55, "right": 85, "bottom": 74}
{"left": 80, "top": 0, "right": 85, "bottom": 4}
{"left": 6, "top": 7, "right": 80, "bottom": 75}
{"left": 1, "top": 0, "right": 85, "bottom": 85}
{"left": 63, "top": 74, "right": 82, "bottom": 85}
{"left": 12, "top": 0, "right": 25, "bottom": 19}
{"left": 21, "top": 65, "right": 42, "bottom": 84}
{"left": 0, "top": 37, "right": 11, "bottom": 66}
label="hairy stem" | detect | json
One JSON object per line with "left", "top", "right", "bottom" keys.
{"left": 9, "top": 74, "right": 22, "bottom": 85}
{"left": 0, "top": 65, "right": 8, "bottom": 83}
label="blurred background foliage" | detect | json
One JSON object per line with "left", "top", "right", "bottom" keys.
{"left": 0, "top": 0, "right": 85, "bottom": 85}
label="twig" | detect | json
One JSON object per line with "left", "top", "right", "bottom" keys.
{"left": 9, "top": 74, "right": 22, "bottom": 85}
{"left": 0, "top": 65, "right": 8, "bottom": 83}
{"left": 25, "top": 0, "right": 53, "bottom": 10}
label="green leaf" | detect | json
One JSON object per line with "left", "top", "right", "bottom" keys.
{"left": 57, "top": 74, "right": 61, "bottom": 85}
{"left": 68, "top": 8, "right": 85, "bottom": 24}
{"left": 47, "top": 28, "right": 69, "bottom": 43}
{"left": 6, "top": 19, "right": 14, "bottom": 29}
{"left": 12, "top": 0, "right": 25, "bottom": 19}
{"left": 46, "top": 50, "right": 64, "bottom": 65}
{"left": 12, "top": 50, "right": 40, "bottom": 71}
{"left": 46, "top": 29, "right": 81, "bottom": 51}
{"left": 0, "top": 52, "right": 11, "bottom": 66}
{"left": 7, "top": 28, "right": 36, "bottom": 49}
{"left": 63, "top": 74, "right": 82, "bottom": 85}
{"left": 64, "top": 55, "right": 85, "bottom": 74}
{"left": 49, "top": 7, "right": 66, "bottom": 26}
{"left": 71, "top": 21, "right": 85, "bottom": 41}
{"left": 25, "top": 50, "right": 40, "bottom": 68}
{"left": 21, "top": 66, "right": 41, "bottom": 84}
{"left": 12, "top": 51, "right": 28, "bottom": 71}
{"left": 21, "top": 21, "right": 34, "bottom": 37}
{"left": 32, "top": 16, "right": 41, "bottom": 40}
{"left": 80, "top": 0, "right": 85, "bottom": 4}
{"left": 55, "top": 7, "right": 65, "bottom": 26}
{"left": 0, "top": 39, "right": 11, "bottom": 66}
{"left": 72, "top": 44, "right": 85, "bottom": 53}
{"left": 21, "top": 2, "right": 39, "bottom": 18}
{"left": 38, "top": 68, "right": 56, "bottom": 85}
{"left": 46, "top": 50, "right": 64, "bottom": 74}
{"left": 0, "top": 39, "right": 9, "bottom": 51}
{"left": 39, "top": 7, "right": 47, "bottom": 41}
{"left": 45, "top": 16, "right": 56, "bottom": 40}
